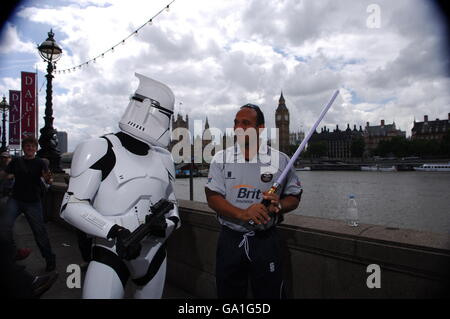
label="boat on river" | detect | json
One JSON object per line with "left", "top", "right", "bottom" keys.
{"left": 361, "top": 165, "right": 396, "bottom": 172}
{"left": 296, "top": 167, "right": 311, "bottom": 171}
{"left": 413, "top": 163, "right": 450, "bottom": 172}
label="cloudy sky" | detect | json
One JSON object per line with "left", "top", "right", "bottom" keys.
{"left": 0, "top": 0, "right": 449, "bottom": 152}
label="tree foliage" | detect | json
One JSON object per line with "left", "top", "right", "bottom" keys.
{"left": 351, "top": 137, "right": 365, "bottom": 158}
{"left": 373, "top": 133, "right": 450, "bottom": 157}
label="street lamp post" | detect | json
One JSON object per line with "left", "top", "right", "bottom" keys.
{"left": 0, "top": 97, "right": 9, "bottom": 153}
{"left": 37, "top": 29, "right": 63, "bottom": 172}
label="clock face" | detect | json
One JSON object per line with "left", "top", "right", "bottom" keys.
{"left": 284, "top": 115, "right": 289, "bottom": 121}
{"left": 277, "top": 115, "right": 281, "bottom": 120}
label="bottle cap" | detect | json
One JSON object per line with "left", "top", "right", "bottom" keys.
{"left": 349, "top": 194, "right": 355, "bottom": 199}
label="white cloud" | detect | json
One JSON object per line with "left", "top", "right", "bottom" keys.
{"left": 0, "top": 0, "right": 448, "bottom": 150}
{"left": 0, "top": 77, "right": 21, "bottom": 95}
{"left": 0, "top": 23, "right": 36, "bottom": 54}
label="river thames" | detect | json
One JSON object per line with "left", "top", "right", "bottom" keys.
{"left": 174, "top": 171, "right": 450, "bottom": 235}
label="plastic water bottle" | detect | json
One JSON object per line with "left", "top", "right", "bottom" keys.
{"left": 346, "top": 194, "right": 359, "bottom": 227}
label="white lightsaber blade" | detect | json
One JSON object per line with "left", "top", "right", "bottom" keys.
{"left": 277, "top": 90, "right": 339, "bottom": 184}
{"left": 262, "top": 90, "right": 340, "bottom": 202}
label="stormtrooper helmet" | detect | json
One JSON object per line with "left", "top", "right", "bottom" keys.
{"left": 119, "top": 73, "right": 175, "bottom": 147}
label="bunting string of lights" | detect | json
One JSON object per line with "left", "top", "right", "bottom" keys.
{"left": 54, "top": 0, "right": 176, "bottom": 75}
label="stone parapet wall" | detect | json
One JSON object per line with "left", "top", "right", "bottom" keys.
{"left": 167, "top": 200, "right": 450, "bottom": 298}
{"left": 45, "top": 186, "right": 450, "bottom": 298}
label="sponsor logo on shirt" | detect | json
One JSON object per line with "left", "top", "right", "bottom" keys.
{"left": 233, "top": 184, "right": 262, "bottom": 202}
{"left": 260, "top": 172, "right": 273, "bottom": 183}
{"left": 225, "top": 171, "right": 236, "bottom": 180}
{"left": 269, "top": 262, "right": 275, "bottom": 272}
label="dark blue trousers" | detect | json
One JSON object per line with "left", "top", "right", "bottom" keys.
{"left": 0, "top": 198, "right": 55, "bottom": 262}
{"left": 216, "top": 226, "right": 286, "bottom": 299}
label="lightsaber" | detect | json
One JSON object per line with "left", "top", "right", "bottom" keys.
{"left": 260, "top": 89, "right": 340, "bottom": 208}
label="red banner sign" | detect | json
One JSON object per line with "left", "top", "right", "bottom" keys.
{"left": 8, "top": 90, "right": 21, "bottom": 146}
{"left": 21, "top": 72, "right": 37, "bottom": 139}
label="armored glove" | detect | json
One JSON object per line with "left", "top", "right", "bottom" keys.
{"left": 146, "top": 213, "right": 167, "bottom": 238}
{"left": 107, "top": 225, "right": 142, "bottom": 260}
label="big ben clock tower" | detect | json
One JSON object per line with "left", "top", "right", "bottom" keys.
{"left": 275, "top": 91, "right": 290, "bottom": 154}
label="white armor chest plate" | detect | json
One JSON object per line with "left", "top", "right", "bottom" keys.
{"left": 92, "top": 135, "right": 170, "bottom": 231}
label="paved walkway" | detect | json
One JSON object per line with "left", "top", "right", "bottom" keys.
{"left": 13, "top": 214, "right": 193, "bottom": 299}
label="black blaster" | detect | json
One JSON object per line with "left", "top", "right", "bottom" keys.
{"left": 121, "top": 199, "right": 174, "bottom": 250}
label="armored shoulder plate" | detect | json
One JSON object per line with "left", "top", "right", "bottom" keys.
{"left": 70, "top": 138, "right": 110, "bottom": 178}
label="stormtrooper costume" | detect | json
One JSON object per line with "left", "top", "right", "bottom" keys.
{"left": 61, "top": 73, "right": 180, "bottom": 299}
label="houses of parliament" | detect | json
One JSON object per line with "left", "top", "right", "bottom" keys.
{"left": 169, "top": 93, "right": 445, "bottom": 160}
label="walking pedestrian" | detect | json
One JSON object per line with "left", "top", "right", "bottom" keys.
{"left": 0, "top": 137, "right": 56, "bottom": 271}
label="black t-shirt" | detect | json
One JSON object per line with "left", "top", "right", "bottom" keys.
{"left": 6, "top": 157, "right": 48, "bottom": 202}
